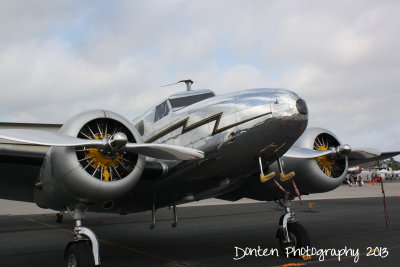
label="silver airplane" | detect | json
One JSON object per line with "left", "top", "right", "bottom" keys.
{"left": 0, "top": 80, "right": 398, "bottom": 267}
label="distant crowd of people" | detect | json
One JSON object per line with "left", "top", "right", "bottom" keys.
{"left": 344, "top": 172, "right": 400, "bottom": 187}
{"left": 344, "top": 174, "right": 366, "bottom": 186}
{"left": 344, "top": 173, "right": 389, "bottom": 186}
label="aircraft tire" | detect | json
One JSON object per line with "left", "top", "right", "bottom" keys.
{"left": 65, "top": 241, "right": 95, "bottom": 267}
{"left": 277, "top": 222, "right": 310, "bottom": 255}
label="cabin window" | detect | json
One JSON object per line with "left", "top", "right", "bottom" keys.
{"left": 169, "top": 92, "right": 215, "bottom": 111}
{"left": 154, "top": 100, "right": 170, "bottom": 122}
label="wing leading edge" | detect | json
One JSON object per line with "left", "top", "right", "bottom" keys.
{"left": 284, "top": 147, "right": 400, "bottom": 167}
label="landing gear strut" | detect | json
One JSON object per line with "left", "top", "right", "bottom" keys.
{"left": 171, "top": 201, "right": 178, "bottom": 228}
{"left": 64, "top": 207, "right": 100, "bottom": 267}
{"left": 258, "top": 156, "right": 310, "bottom": 253}
{"left": 276, "top": 199, "right": 310, "bottom": 254}
{"left": 56, "top": 210, "right": 64, "bottom": 223}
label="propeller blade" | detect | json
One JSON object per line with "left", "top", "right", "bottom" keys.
{"left": 348, "top": 148, "right": 381, "bottom": 159}
{"left": 285, "top": 144, "right": 354, "bottom": 159}
{"left": 0, "top": 129, "right": 102, "bottom": 147}
{"left": 0, "top": 129, "right": 204, "bottom": 160}
{"left": 125, "top": 143, "right": 204, "bottom": 160}
{"left": 284, "top": 147, "right": 334, "bottom": 158}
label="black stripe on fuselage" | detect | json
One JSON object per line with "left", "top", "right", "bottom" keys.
{"left": 145, "top": 112, "right": 272, "bottom": 143}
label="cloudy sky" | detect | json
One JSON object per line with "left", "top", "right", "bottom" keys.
{"left": 0, "top": 0, "right": 399, "bottom": 153}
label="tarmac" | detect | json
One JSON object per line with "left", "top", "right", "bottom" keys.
{"left": 0, "top": 183, "right": 399, "bottom": 267}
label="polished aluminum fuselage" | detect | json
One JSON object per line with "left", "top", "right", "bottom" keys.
{"left": 135, "top": 88, "right": 306, "bottom": 153}
{"left": 115, "top": 88, "right": 308, "bottom": 212}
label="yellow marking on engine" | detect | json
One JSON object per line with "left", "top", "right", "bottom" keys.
{"left": 103, "top": 168, "right": 110, "bottom": 182}
{"left": 87, "top": 149, "right": 121, "bottom": 168}
{"left": 85, "top": 134, "right": 121, "bottom": 181}
{"left": 315, "top": 145, "right": 334, "bottom": 177}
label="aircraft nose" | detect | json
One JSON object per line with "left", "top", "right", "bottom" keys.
{"left": 271, "top": 90, "right": 308, "bottom": 118}
{"left": 295, "top": 98, "right": 308, "bottom": 116}
{"left": 271, "top": 90, "right": 308, "bottom": 136}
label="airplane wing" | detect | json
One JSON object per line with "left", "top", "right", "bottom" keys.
{"left": 347, "top": 151, "right": 400, "bottom": 168}
{"left": 284, "top": 146, "right": 400, "bottom": 167}
{"left": 0, "top": 148, "right": 45, "bottom": 202}
{"left": 0, "top": 147, "right": 46, "bottom": 165}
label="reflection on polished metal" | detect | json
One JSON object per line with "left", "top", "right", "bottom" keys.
{"left": 137, "top": 88, "right": 307, "bottom": 150}
{"left": 145, "top": 111, "right": 272, "bottom": 143}
{"left": 108, "top": 132, "right": 128, "bottom": 150}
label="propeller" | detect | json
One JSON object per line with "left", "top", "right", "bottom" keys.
{"left": 0, "top": 129, "right": 204, "bottom": 161}
{"left": 285, "top": 133, "right": 381, "bottom": 178}
{"left": 285, "top": 146, "right": 381, "bottom": 159}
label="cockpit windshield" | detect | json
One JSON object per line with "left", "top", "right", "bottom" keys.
{"left": 168, "top": 89, "right": 215, "bottom": 111}
{"left": 152, "top": 89, "right": 215, "bottom": 122}
{"left": 154, "top": 100, "right": 170, "bottom": 122}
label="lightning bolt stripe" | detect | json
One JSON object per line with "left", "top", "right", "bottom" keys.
{"left": 145, "top": 112, "right": 272, "bottom": 143}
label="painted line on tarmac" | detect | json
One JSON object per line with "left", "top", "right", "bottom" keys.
{"left": 26, "top": 217, "right": 179, "bottom": 264}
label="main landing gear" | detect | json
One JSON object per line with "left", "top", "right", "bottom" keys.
{"left": 149, "top": 192, "right": 179, "bottom": 229}
{"left": 276, "top": 199, "right": 310, "bottom": 253}
{"left": 258, "top": 156, "right": 310, "bottom": 253}
{"left": 56, "top": 210, "right": 64, "bottom": 223}
{"left": 64, "top": 207, "right": 100, "bottom": 267}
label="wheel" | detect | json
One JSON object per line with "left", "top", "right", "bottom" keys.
{"left": 277, "top": 222, "right": 310, "bottom": 254}
{"left": 65, "top": 241, "right": 95, "bottom": 267}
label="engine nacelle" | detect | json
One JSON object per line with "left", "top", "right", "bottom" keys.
{"left": 34, "top": 110, "right": 145, "bottom": 210}
{"left": 272, "top": 127, "right": 348, "bottom": 194}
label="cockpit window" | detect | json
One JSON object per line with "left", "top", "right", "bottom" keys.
{"left": 169, "top": 92, "right": 215, "bottom": 111}
{"left": 154, "top": 100, "right": 170, "bottom": 122}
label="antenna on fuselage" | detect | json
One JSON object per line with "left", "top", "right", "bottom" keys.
{"left": 161, "top": 79, "right": 194, "bottom": 91}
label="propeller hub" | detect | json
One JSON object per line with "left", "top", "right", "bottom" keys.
{"left": 336, "top": 144, "right": 351, "bottom": 156}
{"left": 108, "top": 132, "right": 128, "bottom": 150}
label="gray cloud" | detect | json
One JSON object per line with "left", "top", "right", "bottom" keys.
{"left": 0, "top": 0, "right": 399, "bottom": 154}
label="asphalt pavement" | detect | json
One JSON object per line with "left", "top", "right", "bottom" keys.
{"left": 0, "top": 193, "right": 399, "bottom": 267}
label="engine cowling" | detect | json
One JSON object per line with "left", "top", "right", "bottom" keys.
{"left": 276, "top": 127, "right": 348, "bottom": 194}
{"left": 34, "top": 110, "right": 145, "bottom": 209}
